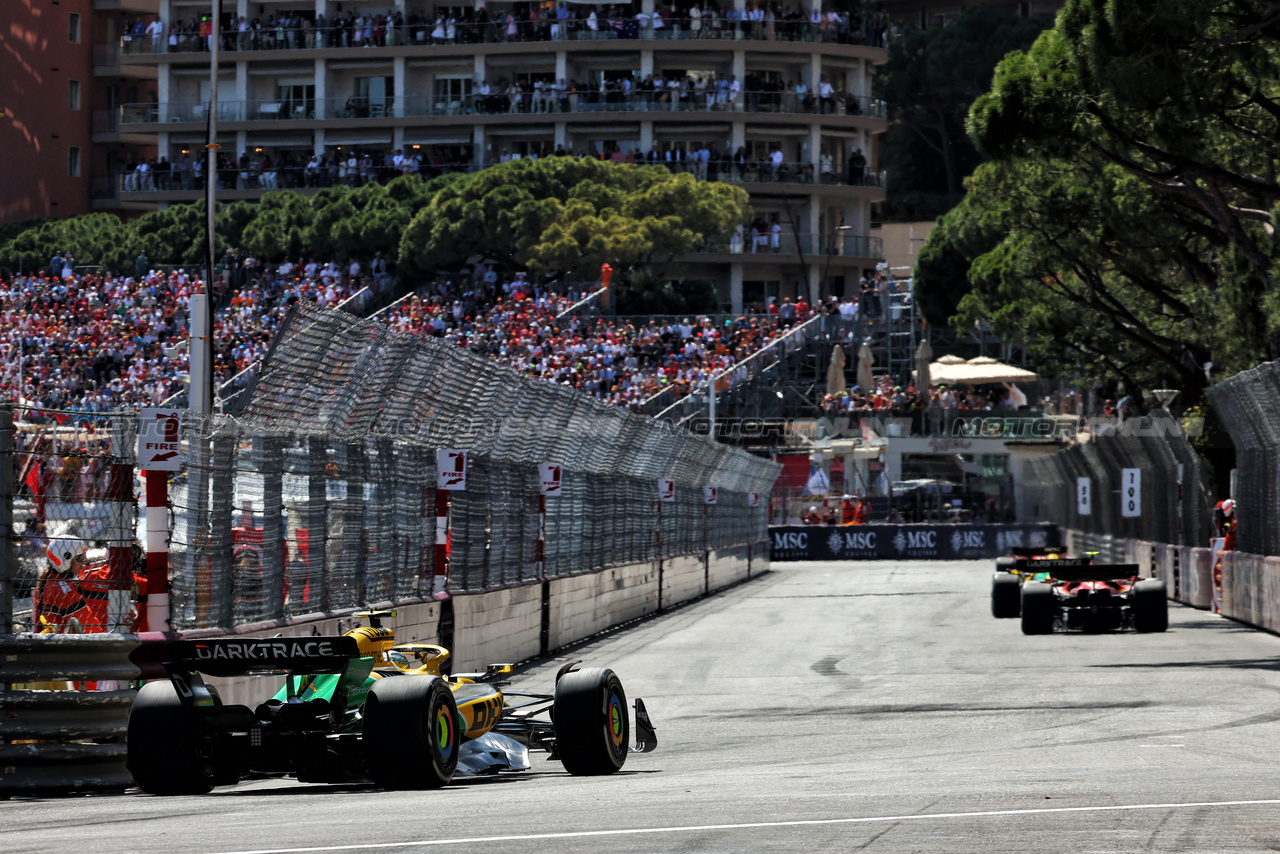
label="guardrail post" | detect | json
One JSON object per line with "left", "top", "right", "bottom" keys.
{"left": 0, "top": 405, "right": 12, "bottom": 637}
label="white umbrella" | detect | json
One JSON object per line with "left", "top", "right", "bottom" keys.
{"left": 826, "top": 344, "right": 846, "bottom": 397}
{"left": 857, "top": 341, "right": 874, "bottom": 392}
{"left": 929, "top": 355, "right": 1037, "bottom": 385}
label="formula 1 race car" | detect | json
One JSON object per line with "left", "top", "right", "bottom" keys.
{"left": 126, "top": 611, "right": 657, "bottom": 795}
{"left": 991, "top": 548, "right": 1092, "bottom": 619}
{"left": 1019, "top": 564, "right": 1168, "bottom": 635}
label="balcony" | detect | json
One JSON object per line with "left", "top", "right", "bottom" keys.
{"left": 696, "top": 231, "right": 884, "bottom": 260}
{"left": 109, "top": 157, "right": 883, "bottom": 200}
{"left": 111, "top": 19, "right": 888, "bottom": 56}
{"left": 93, "top": 0, "right": 158, "bottom": 11}
{"left": 115, "top": 91, "right": 886, "bottom": 126}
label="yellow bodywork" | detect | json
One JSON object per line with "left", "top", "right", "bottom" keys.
{"left": 345, "top": 612, "right": 516, "bottom": 740}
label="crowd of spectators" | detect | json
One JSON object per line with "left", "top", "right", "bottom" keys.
{"left": 379, "top": 271, "right": 814, "bottom": 408}
{"left": 818, "top": 376, "right": 1031, "bottom": 416}
{"left": 0, "top": 248, "right": 825, "bottom": 422}
{"left": 119, "top": 2, "right": 888, "bottom": 54}
{"left": 0, "top": 252, "right": 371, "bottom": 420}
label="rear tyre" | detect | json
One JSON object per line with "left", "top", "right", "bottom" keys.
{"left": 992, "top": 572, "right": 1021, "bottom": 619}
{"left": 363, "top": 676, "right": 459, "bottom": 789}
{"left": 554, "top": 667, "right": 629, "bottom": 775}
{"left": 1132, "top": 579, "right": 1169, "bottom": 633}
{"left": 127, "top": 680, "right": 213, "bottom": 795}
{"left": 1020, "top": 582, "right": 1055, "bottom": 635}
{"left": 995, "top": 557, "right": 1015, "bottom": 573}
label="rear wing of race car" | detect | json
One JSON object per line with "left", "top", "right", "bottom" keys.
{"left": 1010, "top": 547, "right": 1056, "bottom": 557}
{"left": 1042, "top": 564, "right": 1143, "bottom": 582}
{"left": 157, "top": 636, "right": 370, "bottom": 711}
{"left": 165, "top": 636, "right": 363, "bottom": 677}
{"left": 1014, "top": 557, "right": 1092, "bottom": 571}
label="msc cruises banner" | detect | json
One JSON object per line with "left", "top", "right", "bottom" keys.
{"left": 769, "top": 524, "right": 1061, "bottom": 562}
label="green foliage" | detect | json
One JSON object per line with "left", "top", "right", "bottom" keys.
{"left": 876, "top": 5, "right": 1054, "bottom": 220}
{"left": 0, "top": 176, "right": 460, "bottom": 275}
{"left": 1, "top": 214, "right": 134, "bottom": 274}
{"left": 953, "top": 0, "right": 1280, "bottom": 403}
{"left": 615, "top": 276, "right": 721, "bottom": 315}
{"left": 912, "top": 193, "right": 1003, "bottom": 326}
{"left": 399, "top": 159, "right": 750, "bottom": 280}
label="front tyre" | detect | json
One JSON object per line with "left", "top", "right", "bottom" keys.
{"left": 126, "top": 680, "right": 213, "bottom": 795}
{"left": 554, "top": 667, "right": 629, "bottom": 775}
{"left": 363, "top": 676, "right": 459, "bottom": 789}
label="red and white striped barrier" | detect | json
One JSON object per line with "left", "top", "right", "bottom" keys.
{"left": 106, "top": 461, "right": 135, "bottom": 631}
{"left": 144, "top": 471, "right": 169, "bottom": 631}
{"left": 434, "top": 489, "right": 449, "bottom": 594}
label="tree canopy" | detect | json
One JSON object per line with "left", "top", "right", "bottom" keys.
{"left": 0, "top": 162, "right": 747, "bottom": 306}
{"left": 0, "top": 174, "right": 456, "bottom": 276}
{"left": 398, "top": 158, "right": 751, "bottom": 282}
{"left": 920, "top": 0, "right": 1280, "bottom": 402}
{"left": 876, "top": 5, "right": 1054, "bottom": 221}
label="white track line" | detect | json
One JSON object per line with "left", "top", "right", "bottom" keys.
{"left": 208, "top": 799, "right": 1280, "bottom": 854}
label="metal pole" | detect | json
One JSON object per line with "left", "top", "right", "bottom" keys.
{"left": 708, "top": 375, "right": 716, "bottom": 443}
{"left": 201, "top": 0, "right": 221, "bottom": 417}
{"left": 190, "top": 293, "right": 211, "bottom": 415}
{"left": 0, "top": 405, "right": 13, "bottom": 634}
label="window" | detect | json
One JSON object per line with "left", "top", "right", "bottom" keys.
{"left": 69, "top": 13, "right": 81, "bottom": 43}
{"left": 68, "top": 147, "right": 81, "bottom": 178}
{"left": 68, "top": 80, "right": 81, "bottom": 110}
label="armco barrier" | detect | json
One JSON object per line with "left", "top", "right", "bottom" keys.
{"left": 769, "top": 524, "right": 1059, "bottom": 561}
{"left": 1184, "top": 547, "right": 1213, "bottom": 609}
{"left": 1218, "top": 552, "right": 1280, "bottom": 632}
{"left": 0, "top": 634, "right": 141, "bottom": 795}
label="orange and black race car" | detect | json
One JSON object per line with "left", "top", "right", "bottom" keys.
{"left": 1019, "top": 563, "right": 1168, "bottom": 635}
{"left": 991, "top": 547, "right": 1092, "bottom": 619}
{"left": 126, "top": 611, "right": 656, "bottom": 794}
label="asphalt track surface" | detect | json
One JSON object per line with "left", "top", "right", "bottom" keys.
{"left": 6, "top": 559, "right": 1280, "bottom": 853}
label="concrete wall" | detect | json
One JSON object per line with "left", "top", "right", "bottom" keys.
{"left": 547, "top": 561, "right": 660, "bottom": 652}
{"left": 663, "top": 554, "right": 707, "bottom": 607}
{"left": 450, "top": 584, "right": 543, "bottom": 673}
{"left": 709, "top": 545, "right": 750, "bottom": 592}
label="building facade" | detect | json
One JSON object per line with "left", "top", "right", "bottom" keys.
{"left": 1, "top": 0, "right": 161, "bottom": 226}
{"left": 85, "top": 2, "right": 888, "bottom": 310}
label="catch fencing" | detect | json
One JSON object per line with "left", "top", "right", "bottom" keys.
{"left": 1021, "top": 415, "right": 1213, "bottom": 548}
{"left": 1207, "top": 360, "right": 1280, "bottom": 556}
{"left": 169, "top": 303, "right": 776, "bottom": 631}
{"left": 3, "top": 407, "right": 140, "bottom": 634}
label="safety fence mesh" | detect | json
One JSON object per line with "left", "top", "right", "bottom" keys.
{"left": 1021, "top": 415, "right": 1213, "bottom": 548}
{"left": 1207, "top": 360, "right": 1280, "bottom": 556}
{"left": 168, "top": 303, "right": 778, "bottom": 630}
{"left": 7, "top": 406, "right": 140, "bottom": 632}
